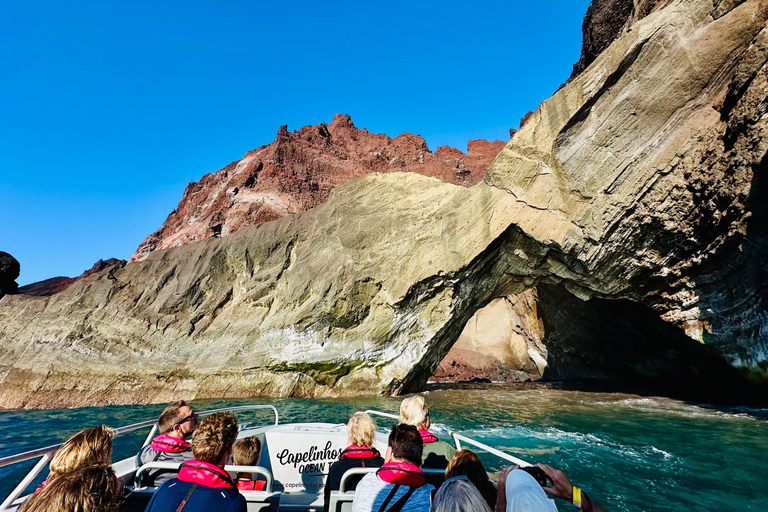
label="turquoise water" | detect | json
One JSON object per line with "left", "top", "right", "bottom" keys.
{"left": 0, "top": 385, "right": 766, "bottom": 511}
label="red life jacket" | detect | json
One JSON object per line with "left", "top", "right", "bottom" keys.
{"left": 419, "top": 430, "right": 438, "bottom": 444}
{"left": 376, "top": 462, "right": 426, "bottom": 487}
{"left": 150, "top": 434, "right": 191, "bottom": 453}
{"left": 177, "top": 460, "right": 237, "bottom": 489}
{"left": 236, "top": 479, "right": 266, "bottom": 491}
{"left": 340, "top": 445, "right": 381, "bottom": 459}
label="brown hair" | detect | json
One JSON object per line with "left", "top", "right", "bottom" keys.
{"left": 348, "top": 412, "right": 376, "bottom": 447}
{"left": 445, "top": 450, "right": 496, "bottom": 510}
{"left": 20, "top": 464, "right": 122, "bottom": 512}
{"left": 191, "top": 411, "right": 238, "bottom": 464}
{"left": 48, "top": 426, "right": 114, "bottom": 482}
{"left": 233, "top": 436, "right": 262, "bottom": 466}
{"left": 388, "top": 423, "right": 423, "bottom": 466}
{"left": 158, "top": 400, "right": 190, "bottom": 434}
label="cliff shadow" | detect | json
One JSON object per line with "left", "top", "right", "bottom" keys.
{"left": 536, "top": 283, "right": 768, "bottom": 407}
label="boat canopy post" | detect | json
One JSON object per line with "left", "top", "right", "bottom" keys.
{"left": 0, "top": 453, "right": 50, "bottom": 511}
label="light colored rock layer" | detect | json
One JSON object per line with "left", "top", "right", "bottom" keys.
{"left": 1, "top": 0, "right": 767, "bottom": 407}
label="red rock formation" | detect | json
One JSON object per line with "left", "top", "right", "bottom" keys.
{"left": 18, "top": 259, "right": 126, "bottom": 297}
{"left": 131, "top": 114, "right": 507, "bottom": 261}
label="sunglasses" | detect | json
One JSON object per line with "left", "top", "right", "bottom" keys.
{"left": 177, "top": 412, "right": 199, "bottom": 426}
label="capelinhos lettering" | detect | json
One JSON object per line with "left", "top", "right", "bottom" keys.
{"left": 276, "top": 441, "right": 341, "bottom": 468}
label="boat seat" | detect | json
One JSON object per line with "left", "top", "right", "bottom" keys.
{"left": 129, "top": 462, "right": 280, "bottom": 512}
{"left": 328, "top": 467, "right": 445, "bottom": 512}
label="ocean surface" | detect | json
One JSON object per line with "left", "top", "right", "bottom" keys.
{"left": 0, "top": 385, "right": 766, "bottom": 511}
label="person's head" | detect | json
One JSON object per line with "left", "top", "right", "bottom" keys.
{"left": 191, "top": 411, "right": 239, "bottom": 467}
{"left": 48, "top": 425, "right": 114, "bottom": 482}
{"left": 429, "top": 476, "right": 492, "bottom": 512}
{"left": 386, "top": 423, "right": 423, "bottom": 466}
{"left": 399, "top": 395, "right": 429, "bottom": 430}
{"left": 445, "top": 450, "right": 496, "bottom": 510}
{"left": 348, "top": 412, "right": 376, "bottom": 447}
{"left": 158, "top": 400, "right": 198, "bottom": 439}
{"left": 20, "top": 464, "right": 122, "bottom": 512}
{"left": 233, "top": 436, "right": 262, "bottom": 466}
{"left": 505, "top": 469, "right": 558, "bottom": 512}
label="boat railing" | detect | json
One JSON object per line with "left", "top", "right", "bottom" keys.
{"left": 134, "top": 462, "right": 275, "bottom": 492}
{"left": 365, "top": 409, "right": 531, "bottom": 467}
{"left": 0, "top": 404, "right": 279, "bottom": 511}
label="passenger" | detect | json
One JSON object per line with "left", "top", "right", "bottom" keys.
{"left": 36, "top": 425, "right": 114, "bottom": 491}
{"left": 496, "top": 464, "right": 608, "bottom": 512}
{"left": 144, "top": 411, "right": 246, "bottom": 512}
{"left": 399, "top": 396, "right": 455, "bottom": 469}
{"left": 233, "top": 436, "right": 266, "bottom": 491}
{"left": 324, "top": 412, "right": 384, "bottom": 511}
{"left": 444, "top": 450, "right": 496, "bottom": 511}
{"left": 429, "top": 476, "right": 492, "bottom": 512}
{"left": 352, "top": 423, "right": 434, "bottom": 512}
{"left": 136, "top": 400, "right": 198, "bottom": 486}
{"left": 20, "top": 464, "right": 123, "bottom": 512}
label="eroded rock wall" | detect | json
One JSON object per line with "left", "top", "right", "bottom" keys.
{"left": 1, "top": 0, "right": 767, "bottom": 407}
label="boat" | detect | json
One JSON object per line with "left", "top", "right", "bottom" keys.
{"left": 0, "top": 404, "right": 530, "bottom": 512}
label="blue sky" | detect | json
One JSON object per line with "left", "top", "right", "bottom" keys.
{"left": 1, "top": 1, "right": 591, "bottom": 286}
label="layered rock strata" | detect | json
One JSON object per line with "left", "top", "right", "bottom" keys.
{"left": 1, "top": 0, "right": 767, "bottom": 407}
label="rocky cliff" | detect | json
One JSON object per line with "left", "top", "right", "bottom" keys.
{"left": 1, "top": 0, "right": 767, "bottom": 408}
{"left": 131, "top": 114, "right": 506, "bottom": 262}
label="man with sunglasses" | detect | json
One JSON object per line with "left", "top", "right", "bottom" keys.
{"left": 136, "top": 400, "right": 199, "bottom": 487}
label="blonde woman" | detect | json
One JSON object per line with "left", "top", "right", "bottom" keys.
{"left": 34, "top": 425, "right": 114, "bottom": 492}
{"left": 399, "top": 396, "right": 455, "bottom": 469}
{"left": 324, "top": 412, "right": 384, "bottom": 510}
{"left": 21, "top": 464, "right": 123, "bottom": 512}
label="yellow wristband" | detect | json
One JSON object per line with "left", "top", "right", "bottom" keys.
{"left": 573, "top": 486, "right": 583, "bottom": 510}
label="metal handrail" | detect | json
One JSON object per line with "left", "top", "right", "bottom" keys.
{"left": 0, "top": 404, "right": 280, "bottom": 511}
{"left": 134, "top": 462, "right": 275, "bottom": 492}
{"left": 365, "top": 408, "right": 531, "bottom": 467}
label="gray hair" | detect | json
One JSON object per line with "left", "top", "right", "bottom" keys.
{"left": 430, "top": 477, "right": 493, "bottom": 512}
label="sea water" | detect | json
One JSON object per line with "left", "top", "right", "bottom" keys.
{"left": 0, "top": 385, "right": 765, "bottom": 512}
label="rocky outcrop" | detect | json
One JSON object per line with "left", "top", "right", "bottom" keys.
{"left": 18, "top": 259, "right": 127, "bottom": 297}
{"left": 0, "top": 252, "right": 20, "bottom": 298}
{"left": 1, "top": 0, "right": 767, "bottom": 408}
{"left": 131, "top": 114, "right": 506, "bottom": 262}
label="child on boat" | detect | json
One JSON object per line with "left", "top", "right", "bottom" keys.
{"left": 233, "top": 436, "right": 266, "bottom": 491}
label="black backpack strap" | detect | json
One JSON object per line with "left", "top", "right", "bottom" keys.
{"left": 174, "top": 483, "right": 198, "bottom": 512}
{"left": 377, "top": 484, "right": 401, "bottom": 512}
{"left": 386, "top": 486, "right": 417, "bottom": 512}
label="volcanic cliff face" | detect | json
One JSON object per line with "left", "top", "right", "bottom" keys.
{"left": 1, "top": 0, "right": 767, "bottom": 408}
{"left": 131, "top": 114, "right": 506, "bottom": 262}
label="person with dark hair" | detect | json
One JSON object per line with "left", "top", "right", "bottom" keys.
{"left": 445, "top": 450, "right": 496, "bottom": 511}
{"left": 20, "top": 464, "right": 123, "bottom": 512}
{"left": 136, "top": 400, "right": 198, "bottom": 486}
{"left": 352, "top": 423, "right": 434, "bottom": 512}
{"left": 324, "top": 412, "right": 384, "bottom": 511}
{"left": 233, "top": 436, "right": 265, "bottom": 491}
{"left": 144, "top": 411, "right": 246, "bottom": 512}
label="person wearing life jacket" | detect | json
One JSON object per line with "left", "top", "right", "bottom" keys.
{"left": 324, "top": 412, "right": 385, "bottom": 511}
{"left": 233, "top": 436, "right": 266, "bottom": 491}
{"left": 144, "top": 411, "right": 246, "bottom": 512}
{"left": 399, "top": 396, "right": 455, "bottom": 470}
{"left": 352, "top": 423, "right": 434, "bottom": 512}
{"left": 135, "top": 400, "right": 198, "bottom": 487}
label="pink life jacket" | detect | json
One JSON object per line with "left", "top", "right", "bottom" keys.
{"left": 340, "top": 445, "right": 381, "bottom": 459}
{"left": 236, "top": 479, "right": 266, "bottom": 491}
{"left": 419, "top": 430, "right": 438, "bottom": 444}
{"left": 177, "top": 460, "right": 237, "bottom": 489}
{"left": 376, "top": 461, "right": 426, "bottom": 487}
{"left": 150, "top": 434, "right": 191, "bottom": 453}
